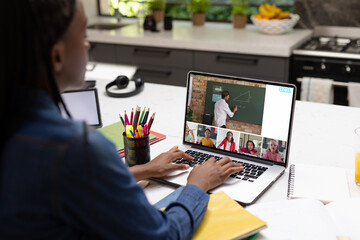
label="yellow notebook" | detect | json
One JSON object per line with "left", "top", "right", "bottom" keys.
{"left": 193, "top": 191, "right": 266, "bottom": 240}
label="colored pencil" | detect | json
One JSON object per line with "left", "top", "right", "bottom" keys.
{"left": 133, "top": 106, "right": 141, "bottom": 129}
{"left": 119, "top": 113, "right": 125, "bottom": 126}
{"left": 142, "top": 108, "right": 150, "bottom": 125}
{"left": 130, "top": 108, "right": 134, "bottom": 125}
{"left": 139, "top": 107, "right": 146, "bottom": 126}
{"left": 148, "top": 112, "right": 155, "bottom": 131}
{"left": 124, "top": 110, "right": 129, "bottom": 126}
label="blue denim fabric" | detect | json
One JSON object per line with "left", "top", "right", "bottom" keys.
{"left": 0, "top": 92, "right": 209, "bottom": 239}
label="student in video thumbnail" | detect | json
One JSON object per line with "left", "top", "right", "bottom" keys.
{"left": 262, "top": 139, "right": 282, "bottom": 162}
{"left": 217, "top": 131, "right": 236, "bottom": 152}
{"left": 214, "top": 90, "right": 238, "bottom": 128}
{"left": 200, "top": 129, "right": 215, "bottom": 147}
{"left": 185, "top": 124, "right": 195, "bottom": 143}
{"left": 240, "top": 140, "right": 259, "bottom": 157}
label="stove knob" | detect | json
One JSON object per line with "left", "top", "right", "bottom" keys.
{"left": 345, "top": 65, "right": 352, "bottom": 73}
{"left": 320, "top": 63, "right": 326, "bottom": 71}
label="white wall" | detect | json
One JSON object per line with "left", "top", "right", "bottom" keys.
{"left": 83, "top": 0, "right": 98, "bottom": 19}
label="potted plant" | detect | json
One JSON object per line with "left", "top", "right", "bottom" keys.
{"left": 187, "top": 0, "right": 211, "bottom": 26}
{"left": 150, "top": 0, "right": 166, "bottom": 23}
{"left": 232, "top": 0, "right": 249, "bottom": 28}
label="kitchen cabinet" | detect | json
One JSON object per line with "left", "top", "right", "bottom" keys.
{"left": 89, "top": 42, "right": 290, "bottom": 86}
{"left": 89, "top": 43, "right": 117, "bottom": 63}
{"left": 194, "top": 52, "right": 289, "bottom": 82}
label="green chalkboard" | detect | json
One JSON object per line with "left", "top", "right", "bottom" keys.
{"left": 204, "top": 81, "right": 266, "bottom": 125}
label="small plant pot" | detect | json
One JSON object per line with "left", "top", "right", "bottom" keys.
{"left": 233, "top": 14, "right": 247, "bottom": 29}
{"left": 152, "top": 10, "right": 165, "bottom": 23}
{"left": 192, "top": 12, "right": 206, "bottom": 26}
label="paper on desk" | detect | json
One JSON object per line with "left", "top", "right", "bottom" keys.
{"left": 325, "top": 197, "right": 360, "bottom": 240}
{"left": 246, "top": 199, "right": 338, "bottom": 240}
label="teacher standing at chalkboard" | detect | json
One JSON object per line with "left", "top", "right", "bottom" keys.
{"left": 214, "top": 90, "right": 238, "bottom": 128}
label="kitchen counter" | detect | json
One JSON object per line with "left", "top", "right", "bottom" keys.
{"left": 87, "top": 18, "right": 313, "bottom": 57}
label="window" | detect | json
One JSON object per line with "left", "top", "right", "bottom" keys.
{"left": 98, "top": 0, "right": 293, "bottom": 22}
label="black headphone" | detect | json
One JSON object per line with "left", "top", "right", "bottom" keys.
{"left": 105, "top": 75, "right": 144, "bottom": 98}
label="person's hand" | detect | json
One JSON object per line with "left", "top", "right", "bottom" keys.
{"left": 234, "top": 106, "right": 238, "bottom": 112}
{"left": 187, "top": 157, "right": 243, "bottom": 192}
{"left": 144, "top": 146, "right": 193, "bottom": 178}
{"left": 129, "top": 146, "right": 193, "bottom": 181}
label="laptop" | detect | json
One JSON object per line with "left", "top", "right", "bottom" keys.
{"left": 60, "top": 88, "right": 102, "bottom": 128}
{"left": 155, "top": 71, "right": 296, "bottom": 205}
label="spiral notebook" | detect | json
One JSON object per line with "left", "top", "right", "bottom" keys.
{"left": 287, "top": 164, "right": 350, "bottom": 204}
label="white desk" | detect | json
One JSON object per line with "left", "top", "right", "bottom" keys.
{"left": 86, "top": 63, "right": 360, "bottom": 205}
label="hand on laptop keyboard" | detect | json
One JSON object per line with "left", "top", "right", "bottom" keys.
{"left": 138, "top": 146, "right": 194, "bottom": 179}
{"left": 187, "top": 156, "right": 243, "bottom": 192}
{"left": 173, "top": 149, "right": 268, "bottom": 183}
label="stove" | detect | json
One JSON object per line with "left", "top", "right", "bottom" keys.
{"left": 293, "top": 36, "right": 360, "bottom": 60}
{"left": 291, "top": 26, "right": 360, "bottom": 106}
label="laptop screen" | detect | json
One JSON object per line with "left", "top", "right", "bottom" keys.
{"left": 184, "top": 71, "right": 296, "bottom": 166}
{"left": 61, "top": 88, "right": 102, "bottom": 128}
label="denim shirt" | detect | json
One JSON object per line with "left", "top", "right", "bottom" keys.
{"left": 0, "top": 92, "right": 209, "bottom": 239}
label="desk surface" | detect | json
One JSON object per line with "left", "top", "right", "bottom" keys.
{"left": 86, "top": 63, "right": 360, "bottom": 205}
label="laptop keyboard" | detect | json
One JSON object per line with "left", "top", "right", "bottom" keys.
{"left": 172, "top": 149, "right": 268, "bottom": 183}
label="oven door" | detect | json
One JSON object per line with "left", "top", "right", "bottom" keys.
{"left": 290, "top": 55, "right": 360, "bottom": 106}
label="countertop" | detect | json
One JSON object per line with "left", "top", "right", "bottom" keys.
{"left": 87, "top": 18, "right": 313, "bottom": 57}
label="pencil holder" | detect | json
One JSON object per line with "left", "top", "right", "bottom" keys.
{"left": 123, "top": 133, "right": 150, "bottom": 166}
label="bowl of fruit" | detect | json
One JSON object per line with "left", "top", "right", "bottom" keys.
{"left": 251, "top": 3, "right": 299, "bottom": 35}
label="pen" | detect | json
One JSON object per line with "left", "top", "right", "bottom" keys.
{"left": 137, "top": 125, "right": 144, "bottom": 137}
{"left": 130, "top": 108, "right": 134, "bottom": 125}
{"left": 133, "top": 106, "right": 141, "bottom": 130}
{"left": 143, "top": 124, "right": 148, "bottom": 136}
{"left": 134, "top": 129, "right": 140, "bottom": 138}
{"left": 142, "top": 108, "right": 150, "bottom": 125}
{"left": 119, "top": 113, "right": 125, "bottom": 126}
{"left": 129, "top": 130, "right": 135, "bottom": 138}
{"left": 139, "top": 107, "right": 146, "bottom": 125}
{"left": 148, "top": 112, "right": 155, "bottom": 131}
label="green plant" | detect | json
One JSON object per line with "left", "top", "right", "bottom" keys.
{"left": 187, "top": 0, "right": 211, "bottom": 13}
{"left": 150, "top": 0, "right": 166, "bottom": 11}
{"left": 231, "top": 0, "right": 250, "bottom": 15}
{"left": 109, "top": 0, "right": 119, "bottom": 16}
{"left": 186, "top": 107, "right": 194, "bottom": 121}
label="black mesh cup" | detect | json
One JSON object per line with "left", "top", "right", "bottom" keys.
{"left": 123, "top": 133, "right": 150, "bottom": 166}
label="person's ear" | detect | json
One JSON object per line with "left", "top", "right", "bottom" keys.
{"left": 51, "top": 41, "right": 65, "bottom": 73}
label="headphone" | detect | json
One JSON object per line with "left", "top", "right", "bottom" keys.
{"left": 105, "top": 75, "right": 144, "bottom": 98}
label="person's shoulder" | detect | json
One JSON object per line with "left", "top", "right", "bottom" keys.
{"left": 215, "top": 98, "right": 224, "bottom": 104}
{"left": 19, "top": 110, "right": 83, "bottom": 142}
